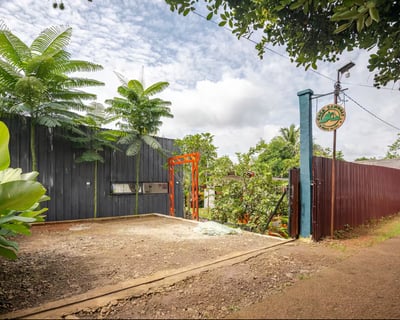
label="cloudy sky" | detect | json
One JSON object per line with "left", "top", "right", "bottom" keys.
{"left": 1, "top": 0, "right": 399, "bottom": 161}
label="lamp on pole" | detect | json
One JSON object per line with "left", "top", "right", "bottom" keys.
{"left": 330, "top": 62, "right": 355, "bottom": 238}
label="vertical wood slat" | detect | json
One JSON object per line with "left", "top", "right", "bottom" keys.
{"left": 2, "top": 116, "right": 181, "bottom": 221}
{"left": 312, "top": 156, "right": 400, "bottom": 241}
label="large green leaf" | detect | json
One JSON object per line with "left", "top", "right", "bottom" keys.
{"left": 0, "top": 180, "right": 46, "bottom": 211}
{"left": 0, "top": 121, "right": 10, "bottom": 170}
{"left": 142, "top": 135, "right": 162, "bottom": 151}
{"left": 0, "top": 235, "right": 18, "bottom": 250}
{"left": 126, "top": 140, "right": 142, "bottom": 156}
{"left": 1, "top": 222, "right": 31, "bottom": 235}
{"left": 30, "top": 25, "right": 72, "bottom": 55}
{"left": 0, "top": 241, "right": 17, "bottom": 259}
{"left": 0, "top": 214, "right": 36, "bottom": 225}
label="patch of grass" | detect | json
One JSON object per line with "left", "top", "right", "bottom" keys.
{"left": 324, "top": 213, "right": 400, "bottom": 251}
{"left": 298, "top": 273, "right": 311, "bottom": 280}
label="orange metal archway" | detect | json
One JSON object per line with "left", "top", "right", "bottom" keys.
{"left": 168, "top": 152, "right": 200, "bottom": 220}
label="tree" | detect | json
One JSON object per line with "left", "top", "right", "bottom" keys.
{"left": 66, "top": 103, "right": 121, "bottom": 218}
{"left": 279, "top": 124, "right": 299, "bottom": 148}
{"left": 0, "top": 121, "right": 48, "bottom": 260}
{"left": 106, "top": 74, "right": 173, "bottom": 214}
{"left": 0, "top": 24, "right": 104, "bottom": 171}
{"left": 385, "top": 133, "right": 400, "bottom": 159}
{"left": 174, "top": 133, "right": 218, "bottom": 212}
{"left": 165, "top": 0, "right": 400, "bottom": 87}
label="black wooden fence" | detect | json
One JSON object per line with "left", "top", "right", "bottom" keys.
{"left": 3, "top": 116, "right": 184, "bottom": 221}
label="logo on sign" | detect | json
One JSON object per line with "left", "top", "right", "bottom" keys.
{"left": 316, "top": 104, "right": 346, "bottom": 131}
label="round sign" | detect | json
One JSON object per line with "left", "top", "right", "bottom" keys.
{"left": 316, "top": 104, "right": 346, "bottom": 131}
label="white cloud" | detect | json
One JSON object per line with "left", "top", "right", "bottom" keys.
{"left": 1, "top": 0, "right": 399, "bottom": 162}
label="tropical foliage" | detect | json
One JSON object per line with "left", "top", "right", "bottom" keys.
{"left": 0, "top": 24, "right": 104, "bottom": 171}
{"left": 66, "top": 102, "right": 121, "bottom": 218}
{"left": 0, "top": 121, "right": 48, "bottom": 260}
{"left": 174, "top": 133, "right": 218, "bottom": 214}
{"left": 166, "top": 0, "right": 400, "bottom": 87}
{"left": 106, "top": 74, "right": 173, "bottom": 214}
{"left": 385, "top": 133, "right": 400, "bottom": 159}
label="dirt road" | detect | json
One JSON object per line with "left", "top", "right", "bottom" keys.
{"left": 1, "top": 214, "right": 400, "bottom": 319}
{"left": 231, "top": 236, "right": 400, "bottom": 319}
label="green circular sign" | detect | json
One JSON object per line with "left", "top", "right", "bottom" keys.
{"left": 316, "top": 104, "right": 346, "bottom": 131}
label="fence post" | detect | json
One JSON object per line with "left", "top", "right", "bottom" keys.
{"left": 297, "top": 89, "right": 313, "bottom": 238}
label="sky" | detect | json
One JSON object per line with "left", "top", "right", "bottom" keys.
{"left": 1, "top": 0, "right": 399, "bottom": 161}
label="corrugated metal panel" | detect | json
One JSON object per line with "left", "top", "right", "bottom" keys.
{"left": 2, "top": 116, "right": 182, "bottom": 221}
{"left": 312, "top": 156, "right": 400, "bottom": 241}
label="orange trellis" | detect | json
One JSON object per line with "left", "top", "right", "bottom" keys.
{"left": 168, "top": 152, "right": 200, "bottom": 220}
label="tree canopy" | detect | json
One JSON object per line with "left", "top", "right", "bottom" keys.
{"left": 165, "top": 0, "right": 400, "bottom": 88}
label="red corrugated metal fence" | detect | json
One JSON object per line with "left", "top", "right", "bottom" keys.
{"left": 312, "top": 157, "right": 400, "bottom": 241}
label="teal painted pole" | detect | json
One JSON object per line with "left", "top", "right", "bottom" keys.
{"left": 297, "top": 89, "right": 313, "bottom": 238}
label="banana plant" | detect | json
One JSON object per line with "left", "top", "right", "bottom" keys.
{"left": 0, "top": 121, "right": 48, "bottom": 260}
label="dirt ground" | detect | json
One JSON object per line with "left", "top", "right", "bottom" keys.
{"left": 1, "top": 214, "right": 400, "bottom": 319}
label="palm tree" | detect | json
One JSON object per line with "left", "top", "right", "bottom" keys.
{"left": 0, "top": 24, "right": 104, "bottom": 171}
{"left": 67, "top": 102, "right": 120, "bottom": 218}
{"left": 279, "top": 124, "right": 299, "bottom": 147}
{"left": 106, "top": 74, "right": 173, "bottom": 214}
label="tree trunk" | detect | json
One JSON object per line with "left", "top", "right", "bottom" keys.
{"left": 30, "top": 121, "right": 37, "bottom": 172}
{"left": 135, "top": 151, "right": 140, "bottom": 215}
{"left": 94, "top": 160, "right": 98, "bottom": 218}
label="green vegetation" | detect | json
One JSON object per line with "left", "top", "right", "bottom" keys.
{"left": 385, "top": 133, "right": 400, "bottom": 159}
{"left": 106, "top": 74, "right": 173, "bottom": 214}
{"left": 0, "top": 24, "right": 104, "bottom": 171}
{"left": 66, "top": 102, "right": 121, "bottom": 218}
{"left": 0, "top": 121, "right": 48, "bottom": 259}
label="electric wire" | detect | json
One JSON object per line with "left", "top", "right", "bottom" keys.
{"left": 192, "top": 10, "right": 398, "bottom": 90}
{"left": 191, "top": 9, "right": 399, "bottom": 132}
{"left": 344, "top": 93, "right": 400, "bottom": 131}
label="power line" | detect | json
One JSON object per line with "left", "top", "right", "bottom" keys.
{"left": 192, "top": 9, "right": 400, "bottom": 131}
{"left": 192, "top": 10, "right": 399, "bottom": 91}
{"left": 344, "top": 93, "right": 400, "bottom": 131}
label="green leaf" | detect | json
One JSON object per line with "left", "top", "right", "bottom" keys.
{"left": 219, "top": 21, "right": 227, "bottom": 27}
{"left": 142, "top": 135, "right": 162, "bottom": 151}
{"left": 1, "top": 223, "right": 31, "bottom": 235}
{"left": 0, "top": 234, "right": 18, "bottom": 250}
{"left": 0, "top": 214, "right": 36, "bottom": 225}
{"left": 334, "top": 22, "right": 353, "bottom": 34}
{"left": 357, "top": 15, "right": 365, "bottom": 32}
{"left": 0, "top": 121, "right": 10, "bottom": 170}
{"left": 126, "top": 140, "right": 141, "bottom": 156}
{"left": 369, "top": 7, "right": 379, "bottom": 22}
{"left": 0, "top": 180, "right": 46, "bottom": 211}
{"left": 331, "top": 9, "right": 358, "bottom": 21}
{"left": 206, "top": 12, "right": 213, "bottom": 20}
{"left": 0, "top": 244, "right": 17, "bottom": 260}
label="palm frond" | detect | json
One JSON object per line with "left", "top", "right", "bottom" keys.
{"left": 76, "top": 150, "right": 104, "bottom": 163}
{"left": 143, "top": 81, "right": 169, "bottom": 96}
{"left": 36, "top": 115, "right": 61, "bottom": 127}
{"left": 127, "top": 79, "right": 144, "bottom": 95}
{"left": 126, "top": 140, "right": 142, "bottom": 156}
{"left": 0, "top": 29, "right": 30, "bottom": 69}
{"left": 30, "top": 26, "right": 72, "bottom": 56}
{"left": 118, "top": 133, "right": 140, "bottom": 145}
{"left": 61, "top": 77, "right": 105, "bottom": 88}
{"left": 0, "top": 61, "right": 20, "bottom": 90}
{"left": 114, "top": 71, "right": 128, "bottom": 86}
{"left": 58, "top": 60, "right": 103, "bottom": 74}
{"left": 142, "top": 135, "right": 162, "bottom": 151}
{"left": 50, "top": 90, "right": 97, "bottom": 101}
